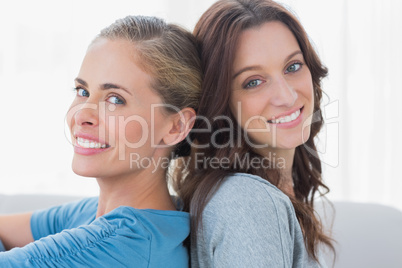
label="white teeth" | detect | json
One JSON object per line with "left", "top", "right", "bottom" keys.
{"left": 269, "top": 109, "right": 301, "bottom": 124}
{"left": 76, "top": 137, "right": 108, "bottom": 149}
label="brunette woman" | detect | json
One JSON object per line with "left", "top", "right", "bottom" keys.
{"left": 174, "top": 0, "right": 334, "bottom": 267}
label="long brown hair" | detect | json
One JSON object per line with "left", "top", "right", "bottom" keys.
{"left": 173, "top": 0, "right": 334, "bottom": 262}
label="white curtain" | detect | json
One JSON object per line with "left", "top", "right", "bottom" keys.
{"left": 284, "top": 0, "right": 402, "bottom": 210}
{"left": 0, "top": 0, "right": 401, "bottom": 211}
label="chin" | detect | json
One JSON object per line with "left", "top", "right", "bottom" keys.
{"left": 72, "top": 167, "right": 96, "bottom": 178}
{"left": 275, "top": 142, "right": 302, "bottom": 150}
{"left": 71, "top": 159, "right": 99, "bottom": 178}
{"left": 277, "top": 135, "right": 311, "bottom": 150}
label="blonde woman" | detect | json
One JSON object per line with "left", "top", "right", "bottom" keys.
{"left": 0, "top": 15, "right": 201, "bottom": 267}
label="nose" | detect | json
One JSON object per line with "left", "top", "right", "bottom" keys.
{"left": 269, "top": 76, "right": 298, "bottom": 107}
{"left": 73, "top": 102, "right": 99, "bottom": 127}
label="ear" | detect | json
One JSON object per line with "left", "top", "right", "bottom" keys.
{"left": 162, "top": 107, "right": 196, "bottom": 146}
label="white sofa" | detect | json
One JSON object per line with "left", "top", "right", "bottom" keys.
{"left": 1, "top": 194, "right": 402, "bottom": 267}
{"left": 318, "top": 201, "right": 402, "bottom": 268}
{"left": 0, "top": 194, "right": 83, "bottom": 214}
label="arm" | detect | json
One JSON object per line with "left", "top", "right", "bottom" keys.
{"left": 193, "top": 174, "right": 298, "bottom": 268}
{"left": 0, "top": 197, "right": 95, "bottom": 251}
{"left": 0, "top": 208, "right": 151, "bottom": 267}
{"left": 0, "top": 213, "right": 34, "bottom": 250}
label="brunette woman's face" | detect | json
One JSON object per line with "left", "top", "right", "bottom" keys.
{"left": 66, "top": 38, "right": 174, "bottom": 179}
{"left": 230, "top": 21, "right": 314, "bottom": 153}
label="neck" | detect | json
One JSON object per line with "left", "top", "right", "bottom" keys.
{"left": 95, "top": 166, "right": 175, "bottom": 218}
{"left": 258, "top": 147, "right": 296, "bottom": 197}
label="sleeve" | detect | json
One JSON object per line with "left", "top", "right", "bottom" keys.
{"left": 194, "top": 175, "right": 298, "bottom": 268}
{"left": 30, "top": 197, "right": 97, "bottom": 240}
{"left": 0, "top": 239, "right": 5, "bottom": 252}
{"left": 0, "top": 209, "right": 151, "bottom": 267}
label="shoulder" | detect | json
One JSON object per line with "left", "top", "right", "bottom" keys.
{"left": 71, "top": 196, "right": 98, "bottom": 210}
{"left": 193, "top": 173, "right": 302, "bottom": 267}
{"left": 102, "top": 208, "right": 190, "bottom": 267}
{"left": 200, "top": 172, "right": 298, "bottom": 240}
{"left": 33, "top": 196, "right": 98, "bottom": 220}
{"left": 31, "top": 197, "right": 98, "bottom": 240}
{"left": 118, "top": 208, "right": 190, "bottom": 250}
{"left": 102, "top": 207, "right": 189, "bottom": 238}
{"left": 32, "top": 196, "right": 98, "bottom": 220}
{"left": 217, "top": 172, "right": 284, "bottom": 196}
{"left": 205, "top": 173, "right": 293, "bottom": 217}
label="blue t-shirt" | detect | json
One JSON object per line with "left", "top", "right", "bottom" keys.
{"left": 0, "top": 197, "right": 190, "bottom": 267}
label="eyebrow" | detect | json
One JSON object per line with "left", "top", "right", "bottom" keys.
{"left": 74, "top": 78, "right": 132, "bottom": 96}
{"left": 232, "top": 66, "right": 262, "bottom": 80}
{"left": 284, "top": 50, "right": 303, "bottom": 64}
{"left": 232, "top": 50, "right": 303, "bottom": 80}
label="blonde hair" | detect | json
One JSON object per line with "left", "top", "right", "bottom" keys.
{"left": 97, "top": 15, "right": 201, "bottom": 113}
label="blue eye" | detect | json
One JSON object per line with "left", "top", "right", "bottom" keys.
{"left": 285, "top": 62, "right": 302, "bottom": 74}
{"left": 244, "top": 79, "right": 263, "bottom": 89}
{"left": 75, "top": 88, "right": 89, "bottom": 97}
{"left": 107, "top": 95, "right": 125, "bottom": 105}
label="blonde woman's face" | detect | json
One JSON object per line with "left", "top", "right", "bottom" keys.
{"left": 230, "top": 21, "right": 314, "bottom": 154}
{"left": 66, "top": 38, "right": 174, "bottom": 179}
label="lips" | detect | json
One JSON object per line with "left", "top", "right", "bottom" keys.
{"left": 267, "top": 107, "right": 303, "bottom": 124}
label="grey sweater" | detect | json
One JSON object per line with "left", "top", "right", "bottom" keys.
{"left": 191, "top": 173, "right": 327, "bottom": 268}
